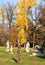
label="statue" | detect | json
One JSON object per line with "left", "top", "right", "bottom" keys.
{"left": 6, "top": 40, "right": 13, "bottom": 54}
{"left": 6, "top": 40, "right": 10, "bottom": 52}
{"left": 26, "top": 40, "right": 30, "bottom": 52}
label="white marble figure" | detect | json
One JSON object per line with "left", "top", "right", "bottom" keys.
{"left": 26, "top": 41, "right": 30, "bottom": 52}
{"left": 6, "top": 40, "right": 10, "bottom": 52}
{"left": 6, "top": 41, "right": 13, "bottom": 54}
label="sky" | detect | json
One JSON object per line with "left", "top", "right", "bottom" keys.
{"left": 0, "top": 0, "right": 43, "bottom": 23}
{"left": 0, "top": 0, "right": 20, "bottom": 7}
{"left": 0, "top": 0, "right": 42, "bottom": 7}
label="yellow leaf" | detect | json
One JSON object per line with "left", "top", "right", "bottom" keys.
{"left": 27, "top": 0, "right": 37, "bottom": 7}
{"left": 17, "top": 28, "right": 27, "bottom": 45}
{"left": 1, "top": 7, "right": 4, "bottom": 13}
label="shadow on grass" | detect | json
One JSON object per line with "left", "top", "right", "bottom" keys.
{"left": 12, "top": 58, "right": 18, "bottom": 63}
{"left": 37, "top": 56, "right": 45, "bottom": 59}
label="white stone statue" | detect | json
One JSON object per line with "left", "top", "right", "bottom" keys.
{"left": 9, "top": 43, "right": 13, "bottom": 54}
{"left": 26, "top": 41, "right": 30, "bottom": 52}
{"left": 6, "top": 40, "right": 13, "bottom": 54}
{"left": 6, "top": 40, "right": 10, "bottom": 52}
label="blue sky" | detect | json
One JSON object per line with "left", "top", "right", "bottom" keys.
{"left": 0, "top": 0, "right": 43, "bottom": 23}
{"left": 0, "top": 0, "right": 20, "bottom": 7}
{"left": 0, "top": 0, "right": 42, "bottom": 7}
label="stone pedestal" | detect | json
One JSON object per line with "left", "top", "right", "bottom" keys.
{"left": 9, "top": 44, "right": 13, "bottom": 54}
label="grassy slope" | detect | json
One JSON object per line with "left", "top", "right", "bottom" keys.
{"left": 0, "top": 47, "right": 45, "bottom": 65}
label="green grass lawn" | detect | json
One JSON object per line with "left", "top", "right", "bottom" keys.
{"left": 0, "top": 47, "right": 45, "bottom": 65}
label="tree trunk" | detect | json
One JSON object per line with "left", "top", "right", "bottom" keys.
{"left": 1, "top": 16, "right": 5, "bottom": 45}
{"left": 9, "top": 20, "right": 12, "bottom": 41}
{"left": 33, "top": 32, "right": 35, "bottom": 49}
{"left": 17, "top": 39, "right": 21, "bottom": 64}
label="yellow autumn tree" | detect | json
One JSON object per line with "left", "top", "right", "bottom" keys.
{"left": 14, "top": 0, "right": 37, "bottom": 45}
{"left": 1, "top": 7, "right": 6, "bottom": 25}
{"left": 0, "top": 7, "right": 6, "bottom": 34}
{"left": 13, "top": 0, "right": 37, "bottom": 64}
{"left": 15, "top": 15, "right": 28, "bottom": 44}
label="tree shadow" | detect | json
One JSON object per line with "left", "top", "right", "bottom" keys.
{"left": 12, "top": 58, "right": 18, "bottom": 63}
{"left": 37, "top": 56, "right": 45, "bottom": 59}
